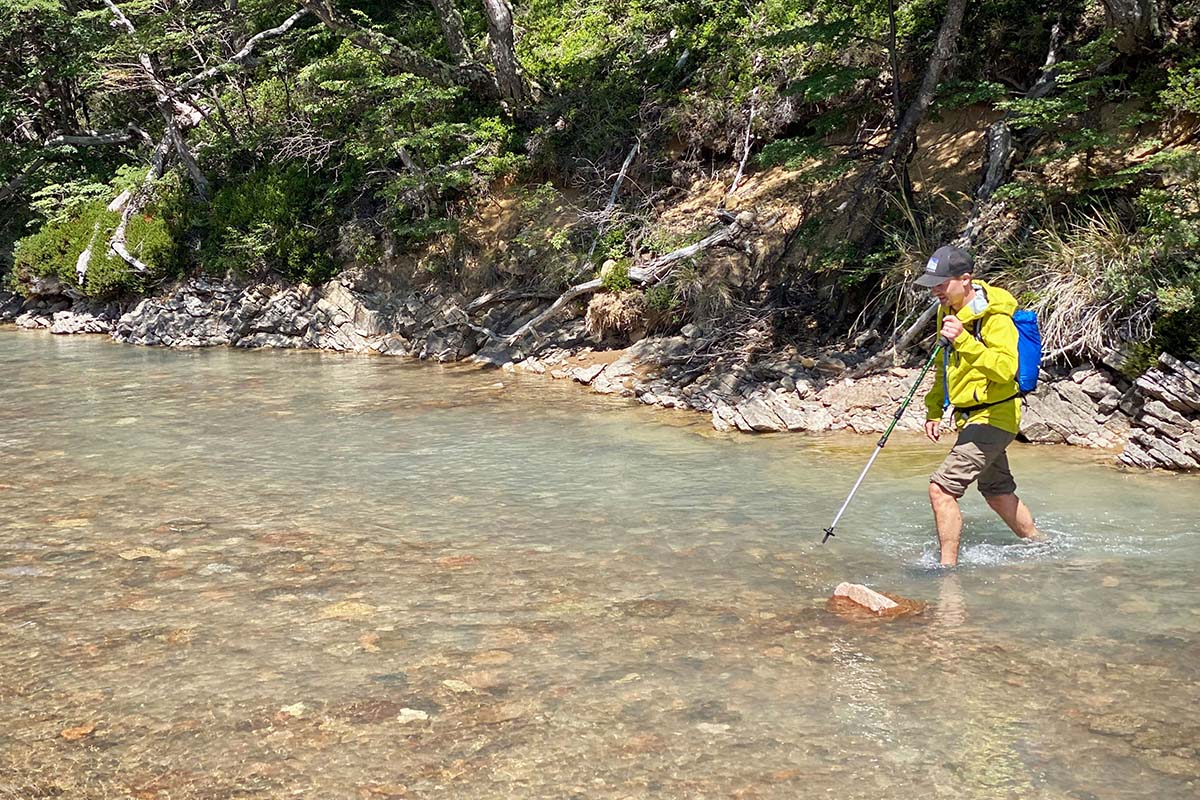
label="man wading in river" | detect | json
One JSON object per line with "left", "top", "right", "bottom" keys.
{"left": 917, "top": 245, "right": 1043, "bottom": 566}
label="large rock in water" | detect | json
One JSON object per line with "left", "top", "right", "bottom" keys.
{"left": 832, "top": 582, "right": 898, "bottom": 613}
{"left": 826, "top": 583, "right": 927, "bottom": 620}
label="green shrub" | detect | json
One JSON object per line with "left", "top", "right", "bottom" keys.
{"left": 644, "top": 282, "right": 677, "bottom": 311}
{"left": 13, "top": 194, "right": 180, "bottom": 299}
{"left": 600, "top": 259, "right": 632, "bottom": 292}
{"left": 1161, "top": 57, "right": 1200, "bottom": 114}
{"left": 202, "top": 165, "right": 335, "bottom": 284}
{"left": 997, "top": 155, "right": 1200, "bottom": 367}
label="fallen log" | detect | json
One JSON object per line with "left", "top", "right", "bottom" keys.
{"left": 498, "top": 212, "right": 753, "bottom": 343}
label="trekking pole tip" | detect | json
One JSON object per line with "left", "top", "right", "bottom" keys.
{"left": 822, "top": 527, "right": 835, "bottom": 544}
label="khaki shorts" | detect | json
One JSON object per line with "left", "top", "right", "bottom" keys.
{"left": 930, "top": 424, "right": 1018, "bottom": 498}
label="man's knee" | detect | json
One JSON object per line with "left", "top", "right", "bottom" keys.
{"left": 929, "top": 481, "right": 959, "bottom": 506}
{"left": 984, "top": 492, "right": 1016, "bottom": 509}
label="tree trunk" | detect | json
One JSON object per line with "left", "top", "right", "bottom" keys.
{"left": 102, "top": 0, "right": 210, "bottom": 200}
{"left": 840, "top": 0, "right": 967, "bottom": 242}
{"left": 430, "top": 0, "right": 469, "bottom": 63}
{"left": 874, "top": 0, "right": 967, "bottom": 186}
{"left": 886, "top": 0, "right": 902, "bottom": 125}
{"left": 481, "top": 0, "right": 529, "bottom": 110}
{"left": 1101, "top": 0, "right": 1160, "bottom": 53}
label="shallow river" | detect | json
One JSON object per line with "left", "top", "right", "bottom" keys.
{"left": 1, "top": 331, "right": 1198, "bottom": 799}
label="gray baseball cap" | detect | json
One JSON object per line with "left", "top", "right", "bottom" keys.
{"left": 915, "top": 245, "right": 973, "bottom": 287}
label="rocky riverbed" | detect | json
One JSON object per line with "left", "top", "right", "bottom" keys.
{"left": 3, "top": 277, "right": 1198, "bottom": 471}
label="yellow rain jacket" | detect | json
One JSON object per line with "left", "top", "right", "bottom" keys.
{"left": 924, "top": 280, "right": 1021, "bottom": 434}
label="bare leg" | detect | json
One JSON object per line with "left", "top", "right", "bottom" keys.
{"left": 929, "top": 482, "right": 963, "bottom": 566}
{"left": 984, "top": 493, "right": 1043, "bottom": 541}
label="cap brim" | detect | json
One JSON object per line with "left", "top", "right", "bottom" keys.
{"left": 914, "top": 274, "right": 950, "bottom": 288}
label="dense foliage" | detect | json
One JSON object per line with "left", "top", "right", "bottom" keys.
{"left": 1, "top": 0, "right": 1197, "bottom": 361}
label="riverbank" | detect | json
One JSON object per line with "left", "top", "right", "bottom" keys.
{"left": 4, "top": 279, "right": 1199, "bottom": 471}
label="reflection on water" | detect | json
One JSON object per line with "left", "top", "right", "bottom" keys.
{"left": 1, "top": 331, "right": 1198, "bottom": 798}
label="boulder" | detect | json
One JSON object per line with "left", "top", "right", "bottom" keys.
{"left": 571, "top": 364, "right": 606, "bottom": 385}
{"left": 1021, "top": 380, "right": 1124, "bottom": 448}
{"left": 0, "top": 291, "right": 24, "bottom": 321}
{"left": 732, "top": 394, "right": 786, "bottom": 432}
{"left": 1119, "top": 353, "right": 1200, "bottom": 470}
{"left": 832, "top": 582, "right": 898, "bottom": 613}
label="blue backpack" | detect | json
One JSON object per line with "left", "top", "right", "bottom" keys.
{"left": 1012, "top": 309, "right": 1042, "bottom": 394}
{"left": 943, "top": 309, "right": 1042, "bottom": 411}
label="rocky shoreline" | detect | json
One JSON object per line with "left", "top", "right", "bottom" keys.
{"left": 3, "top": 279, "right": 1198, "bottom": 471}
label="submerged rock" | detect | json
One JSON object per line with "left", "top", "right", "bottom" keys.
{"left": 832, "top": 582, "right": 898, "bottom": 613}
{"left": 60, "top": 723, "right": 97, "bottom": 741}
{"left": 1087, "top": 712, "right": 1147, "bottom": 737}
{"left": 827, "top": 583, "right": 926, "bottom": 620}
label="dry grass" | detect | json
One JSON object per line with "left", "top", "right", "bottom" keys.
{"left": 998, "top": 210, "right": 1153, "bottom": 358}
{"left": 585, "top": 289, "right": 646, "bottom": 339}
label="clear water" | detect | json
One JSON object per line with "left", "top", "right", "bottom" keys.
{"left": 1, "top": 330, "right": 1197, "bottom": 799}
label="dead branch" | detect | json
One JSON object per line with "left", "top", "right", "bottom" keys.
{"left": 500, "top": 214, "right": 750, "bottom": 342}
{"left": 466, "top": 289, "right": 558, "bottom": 312}
{"left": 297, "top": 0, "right": 497, "bottom": 98}
{"left": 102, "top": 0, "right": 210, "bottom": 200}
{"left": 724, "top": 88, "right": 757, "bottom": 204}
{"left": 850, "top": 301, "right": 940, "bottom": 377}
{"left": 587, "top": 140, "right": 639, "bottom": 258}
{"left": 74, "top": 195, "right": 118, "bottom": 284}
{"left": 44, "top": 125, "right": 153, "bottom": 148}
{"left": 177, "top": 9, "right": 310, "bottom": 91}
{"left": 107, "top": 136, "right": 172, "bottom": 275}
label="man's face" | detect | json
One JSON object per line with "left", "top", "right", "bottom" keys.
{"left": 930, "top": 274, "right": 972, "bottom": 307}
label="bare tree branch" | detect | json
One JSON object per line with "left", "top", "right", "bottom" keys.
{"left": 587, "top": 140, "right": 639, "bottom": 258}
{"left": 102, "top": 0, "right": 210, "bottom": 199}
{"left": 177, "top": 9, "right": 310, "bottom": 91}
{"left": 500, "top": 215, "right": 750, "bottom": 342}
{"left": 44, "top": 125, "right": 153, "bottom": 148}
{"left": 107, "top": 136, "right": 172, "bottom": 275}
{"left": 850, "top": 301, "right": 940, "bottom": 377}
{"left": 724, "top": 89, "right": 757, "bottom": 204}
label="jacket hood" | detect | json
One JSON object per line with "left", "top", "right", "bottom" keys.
{"left": 955, "top": 280, "right": 1017, "bottom": 323}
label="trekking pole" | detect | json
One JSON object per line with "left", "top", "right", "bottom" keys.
{"left": 821, "top": 333, "right": 950, "bottom": 544}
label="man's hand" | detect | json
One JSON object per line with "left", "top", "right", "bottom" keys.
{"left": 940, "top": 314, "right": 964, "bottom": 343}
{"left": 925, "top": 419, "right": 942, "bottom": 442}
